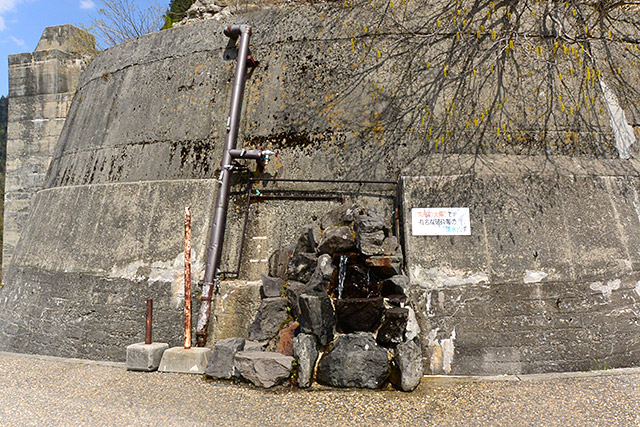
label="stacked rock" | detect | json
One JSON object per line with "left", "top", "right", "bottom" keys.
{"left": 206, "top": 203, "right": 423, "bottom": 391}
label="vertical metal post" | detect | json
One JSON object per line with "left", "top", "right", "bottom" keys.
{"left": 196, "top": 24, "right": 252, "bottom": 347}
{"left": 145, "top": 299, "right": 153, "bottom": 345}
{"left": 184, "top": 206, "right": 192, "bottom": 350}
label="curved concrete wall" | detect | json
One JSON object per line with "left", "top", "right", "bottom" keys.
{"left": 1, "top": 1, "right": 640, "bottom": 372}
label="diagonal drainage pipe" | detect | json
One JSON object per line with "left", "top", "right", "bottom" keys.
{"left": 196, "top": 24, "right": 273, "bottom": 347}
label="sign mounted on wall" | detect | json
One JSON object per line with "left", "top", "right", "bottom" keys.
{"left": 412, "top": 208, "right": 471, "bottom": 236}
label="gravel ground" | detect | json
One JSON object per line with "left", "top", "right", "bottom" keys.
{"left": 1, "top": 351, "right": 639, "bottom": 426}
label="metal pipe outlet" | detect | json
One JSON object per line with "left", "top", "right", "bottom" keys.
{"left": 195, "top": 24, "right": 253, "bottom": 347}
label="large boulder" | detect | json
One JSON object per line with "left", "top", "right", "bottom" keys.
{"left": 268, "top": 245, "right": 295, "bottom": 279}
{"left": 248, "top": 298, "right": 289, "bottom": 341}
{"left": 266, "top": 321, "right": 299, "bottom": 356}
{"left": 377, "top": 307, "right": 409, "bottom": 346}
{"left": 315, "top": 254, "right": 335, "bottom": 281}
{"left": 316, "top": 226, "right": 356, "bottom": 255}
{"left": 320, "top": 203, "right": 362, "bottom": 230}
{"left": 334, "top": 297, "right": 384, "bottom": 333}
{"left": 234, "top": 351, "right": 294, "bottom": 388}
{"left": 381, "top": 275, "right": 409, "bottom": 297}
{"left": 354, "top": 209, "right": 389, "bottom": 256}
{"left": 389, "top": 339, "right": 423, "bottom": 392}
{"left": 365, "top": 255, "right": 403, "bottom": 277}
{"left": 298, "top": 294, "right": 336, "bottom": 346}
{"left": 354, "top": 209, "right": 388, "bottom": 234}
{"left": 357, "top": 230, "right": 386, "bottom": 256}
{"left": 316, "top": 333, "right": 389, "bottom": 389}
{"left": 205, "top": 337, "right": 245, "bottom": 380}
{"left": 293, "top": 333, "right": 318, "bottom": 388}
{"left": 285, "top": 281, "right": 308, "bottom": 320}
{"left": 261, "top": 274, "right": 284, "bottom": 298}
{"left": 294, "top": 224, "right": 321, "bottom": 254}
{"left": 288, "top": 252, "right": 318, "bottom": 283}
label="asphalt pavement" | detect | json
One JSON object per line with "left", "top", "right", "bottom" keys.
{"left": 1, "top": 351, "right": 639, "bottom": 426}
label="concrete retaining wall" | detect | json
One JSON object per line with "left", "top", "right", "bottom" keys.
{"left": 402, "top": 155, "right": 640, "bottom": 374}
{"left": 1, "top": 2, "right": 640, "bottom": 371}
{"left": 3, "top": 25, "right": 90, "bottom": 267}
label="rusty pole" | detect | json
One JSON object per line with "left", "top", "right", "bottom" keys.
{"left": 145, "top": 299, "right": 153, "bottom": 345}
{"left": 184, "top": 206, "right": 192, "bottom": 349}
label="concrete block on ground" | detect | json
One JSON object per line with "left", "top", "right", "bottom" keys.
{"left": 126, "top": 342, "right": 169, "bottom": 371}
{"left": 158, "top": 347, "right": 211, "bottom": 374}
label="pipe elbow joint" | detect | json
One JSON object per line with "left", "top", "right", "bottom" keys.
{"left": 224, "top": 24, "right": 252, "bottom": 39}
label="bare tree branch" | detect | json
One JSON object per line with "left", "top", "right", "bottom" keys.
{"left": 86, "top": 0, "right": 164, "bottom": 48}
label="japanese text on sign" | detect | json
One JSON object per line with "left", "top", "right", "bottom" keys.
{"left": 412, "top": 208, "right": 471, "bottom": 236}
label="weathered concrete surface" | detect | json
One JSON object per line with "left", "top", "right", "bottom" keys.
{"left": 402, "top": 156, "right": 640, "bottom": 375}
{"left": 35, "top": 25, "right": 95, "bottom": 53}
{"left": 0, "top": 180, "right": 214, "bottom": 360}
{"left": 3, "top": 25, "right": 91, "bottom": 268}
{"left": 1, "top": 1, "right": 639, "bottom": 371}
{"left": 208, "top": 280, "right": 262, "bottom": 344}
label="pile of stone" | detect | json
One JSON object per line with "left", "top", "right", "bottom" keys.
{"left": 173, "top": 0, "right": 266, "bottom": 27}
{"left": 205, "top": 203, "right": 422, "bottom": 391}
{"left": 172, "top": 0, "right": 230, "bottom": 26}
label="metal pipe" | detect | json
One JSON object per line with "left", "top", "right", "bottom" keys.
{"left": 196, "top": 24, "right": 252, "bottom": 347}
{"left": 249, "top": 177, "right": 397, "bottom": 185}
{"left": 145, "top": 299, "right": 153, "bottom": 345}
{"left": 184, "top": 206, "right": 192, "bottom": 349}
{"left": 229, "top": 148, "right": 275, "bottom": 160}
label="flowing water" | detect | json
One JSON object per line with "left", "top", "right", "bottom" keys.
{"left": 337, "top": 254, "right": 348, "bottom": 299}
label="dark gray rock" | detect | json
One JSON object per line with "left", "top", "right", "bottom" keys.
{"left": 288, "top": 252, "right": 317, "bottom": 283}
{"left": 285, "top": 281, "right": 308, "bottom": 320}
{"left": 358, "top": 230, "right": 386, "bottom": 256}
{"left": 381, "top": 275, "right": 409, "bottom": 297}
{"left": 334, "top": 297, "right": 384, "bottom": 333}
{"left": 299, "top": 254, "right": 334, "bottom": 298}
{"left": 354, "top": 209, "right": 388, "bottom": 234}
{"left": 385, "top": 294, "right": 408, "bottom": 307}
{"left": 316, "top": 333, "right": 389, "bottom": 389}
{"left": 248, "top": 298, "right": 289, "bottom": 341}
{"left": 316, "top": 254, "right": 335, "bottom": 280}
{"left": 261, "top": 274, "right": 284, "bottom": 298}
{"left": 205, "top": 337, "right": 245, "bottom": 379}
{"left": 382, "top": 235, "right": 401, "bottom": 256}
{"left": 390, "top": 339, "right": 423, "bottom": 392}
{"left": 317, "top": 226, "right": 356, "bottom": 256}
{"left": 234, "top": 351, "right": 294, "bottom": 388}
{"left": 320, "top": 203, "right": 362, "bottom": 230}
{"left": 294, "top": 224, "right": 321, "bottom": 254}
{"left": 377, "top": 307, "right": 409, "bottom": 346}
{"left": 299, "top": 294, "right": 336, "bottom": 346}
{"left": 293, "top": 333, "right": 318, "bottom": 388}
{"left": 268, "top": 244, "right": 295, "bottom": 279}
{"left": 365, "top": 255, "right": 403, "bottom": 277}
{"left": 287, "top": 278, "right": 327, "bottom": 322}
{"left": 244, "top": 340, "right": 268, "bottom": 352}
{"left": 306, "top": 274, "right": 330, "bottom": 296}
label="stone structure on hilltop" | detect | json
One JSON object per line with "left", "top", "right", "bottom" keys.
{"left": 3, "top": 25, "right": 93, "bottom": 267}
{"left": 1, "top": 2, "right": 640, "bottom": 378}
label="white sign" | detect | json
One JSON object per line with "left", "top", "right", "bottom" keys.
{"left": 412, "top": 208, "right": 471, "bottom": 236}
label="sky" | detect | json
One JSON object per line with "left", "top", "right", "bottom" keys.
{"left": 0, "top": 0, "right": 165, "bottom": 95}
